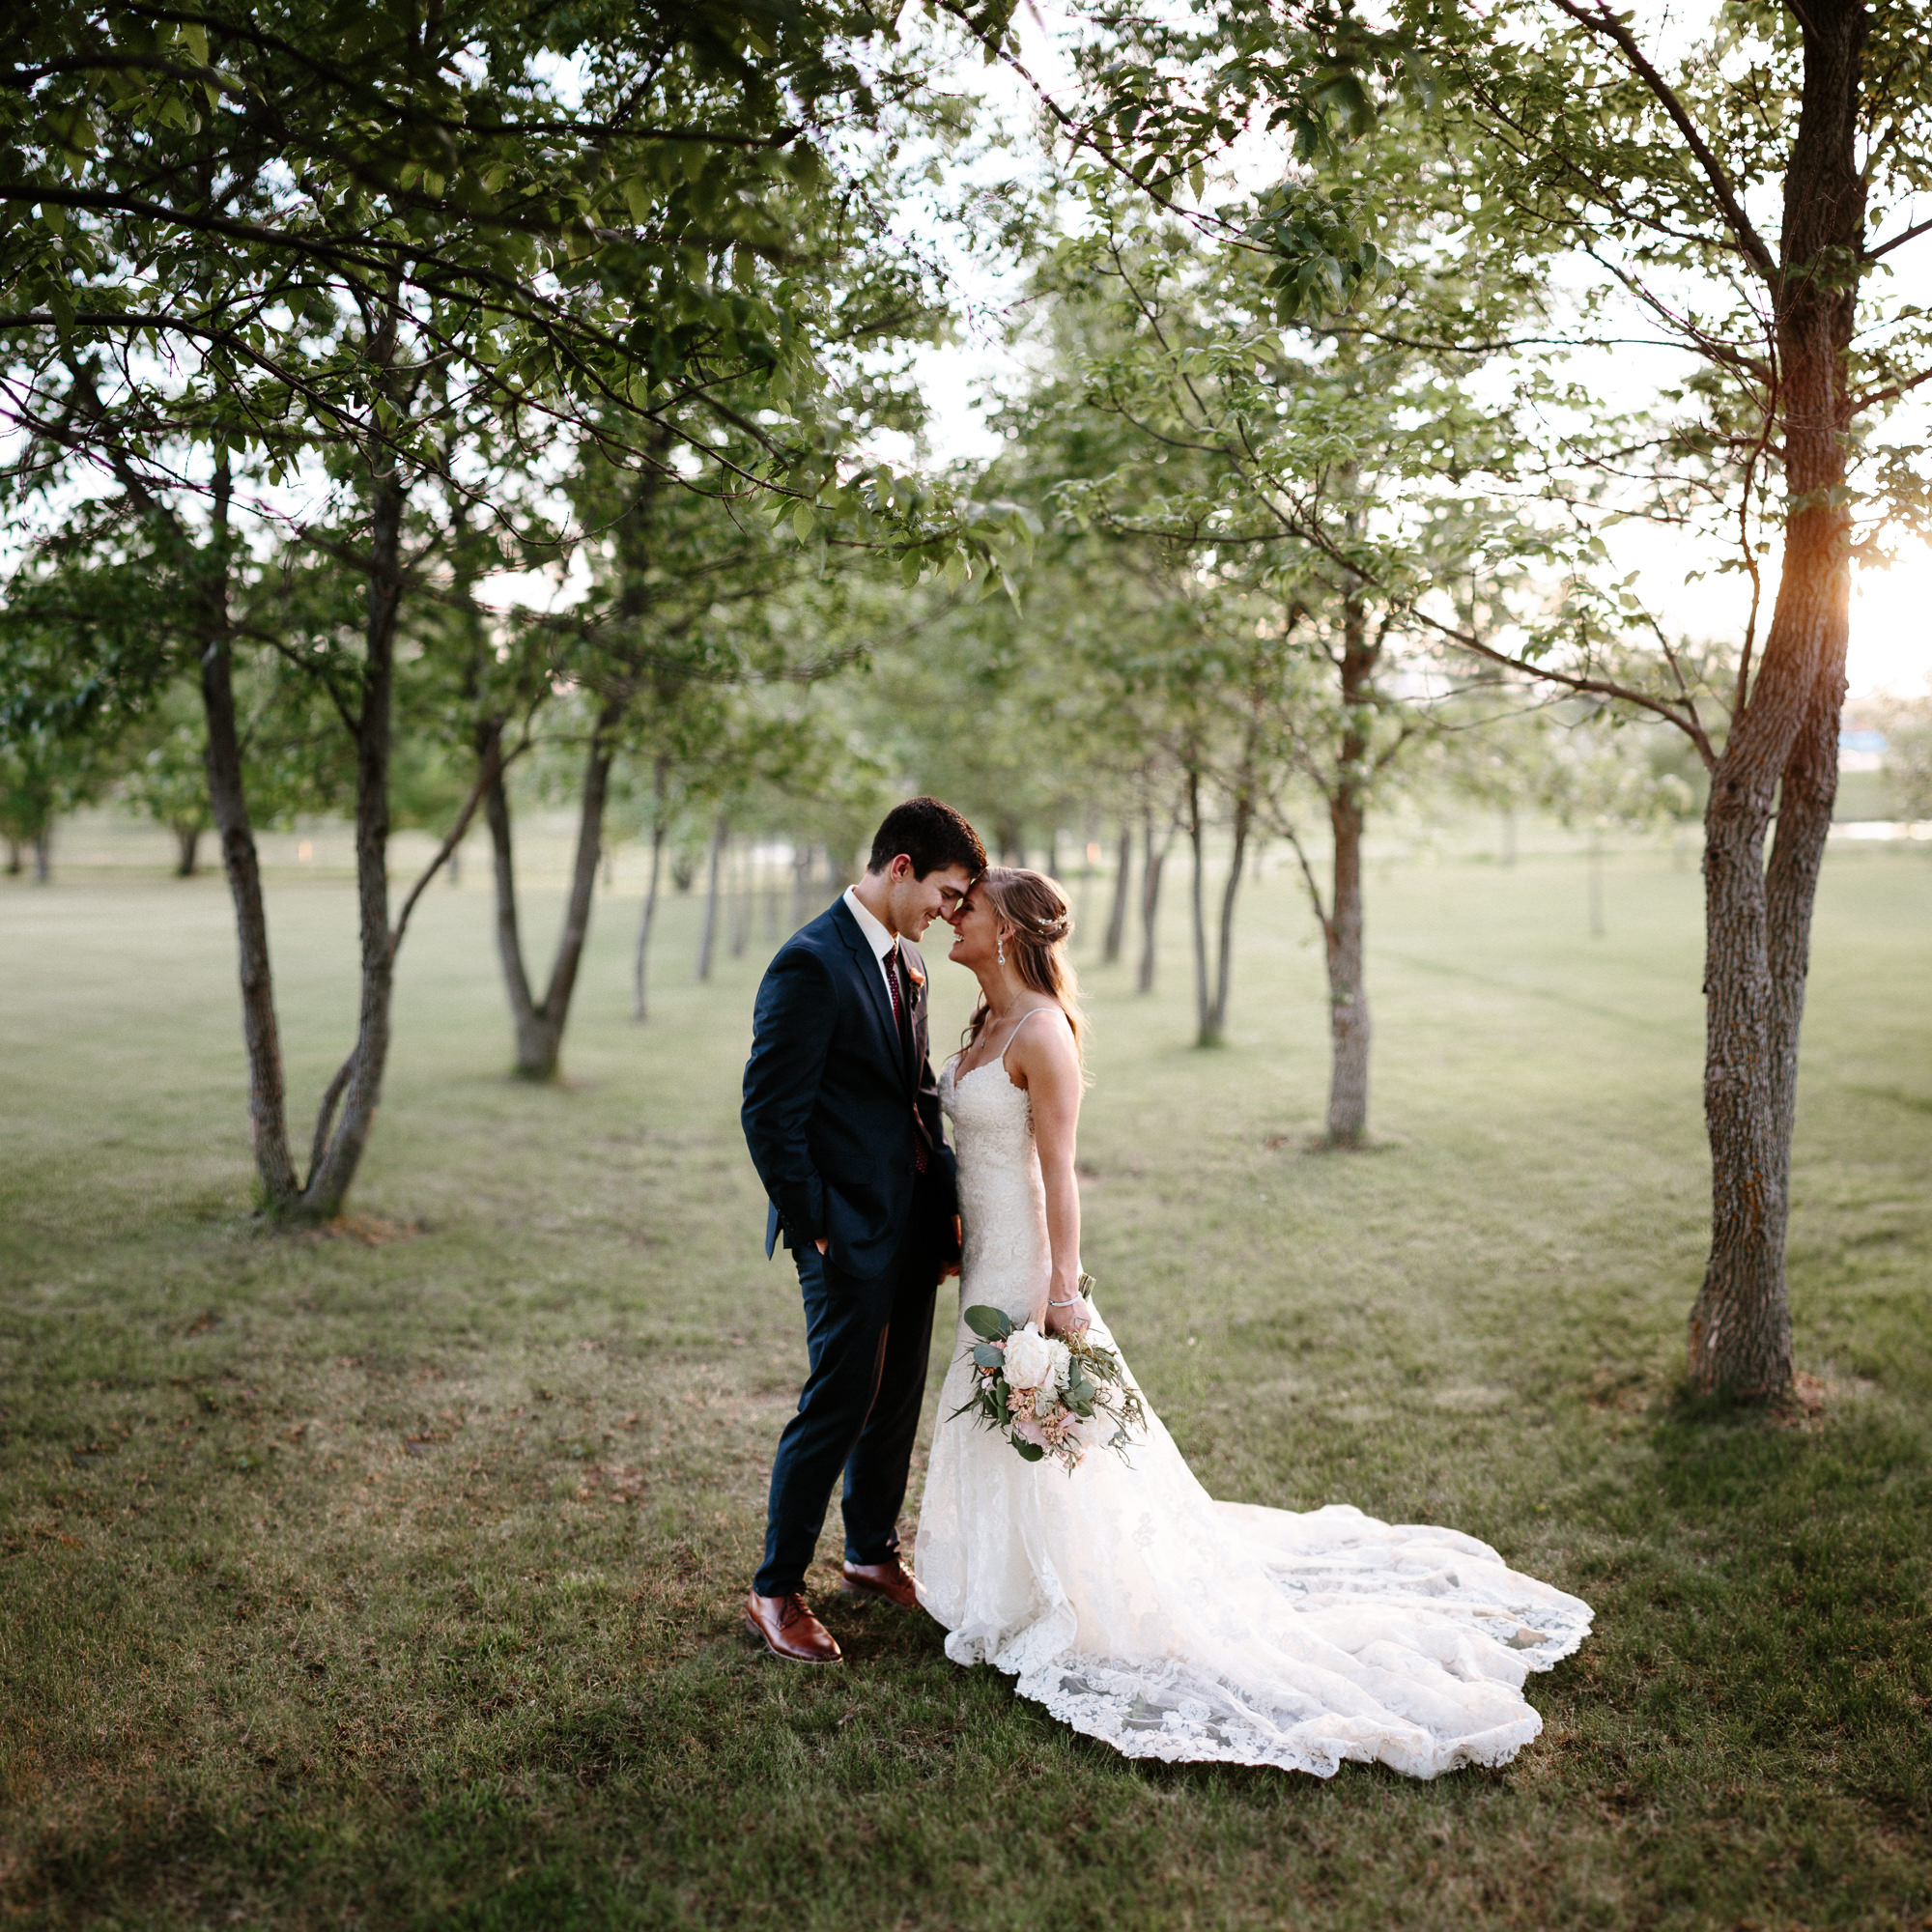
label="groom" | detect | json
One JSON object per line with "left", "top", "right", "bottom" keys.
{"left": 740, "top": 797, "right": 986, "bottom": 1664}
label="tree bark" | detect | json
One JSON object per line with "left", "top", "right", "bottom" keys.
{"left": 1687, "top": 0, "right": 1865, "bottom": 1400}
{"left": 1137, "top": 808, "right": 1171, "bottom": 995}
{"left": 1103, "top": 818, "right": 1133, "bottom": 963}
{"left": 633, "top": 816, "right": 668, "bottom": 1022}
{"left": 198, "top": 457, "right": 302, "bottom": 1208}
{"left": 31, "top": 826, "right": 51, "bottom": 883}
{"left": 730, "top": 837, "right": 753, "bottom": 957}
{"left": 1325, "top": 785, "right": 1370, "bottom": 1146}
{"left": 697, "top": 811, "right": 728, "bottom": 980}
{"left": 483, "top": 708, "right": 619, "bottom": 1080}
{"left": 1204, "top": 797, "right": 1251, "bottom": 1045}
{"left": 298, "top": 446, "right": 406, "bottom": 1219}
{"left": 1325, "top": 593, "right": 1375, "bottom": 1147}
{"left": 1187, "top": 768, "right": 1210, "bottom": 1040}
{"left": 173, "top": 823, "right": 202, "bottom": 877}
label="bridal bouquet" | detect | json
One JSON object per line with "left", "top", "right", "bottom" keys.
{"left": 953, "top": 1285, "right": 1146, "bottom": 1472}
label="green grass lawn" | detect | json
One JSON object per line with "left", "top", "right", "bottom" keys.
{"left": 2, "top": 832, "right": 1929, "bottom": 1930}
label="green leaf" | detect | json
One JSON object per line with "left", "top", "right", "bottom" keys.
{"left": 963, "top": 1305, "right": 1009, "bottom": 1341}
{"left": 1012, "top": 1439, "right": 1046, "bottom": 1463}
{"left": 971, "top": 1342, "right": 1005, "bottom": 1370}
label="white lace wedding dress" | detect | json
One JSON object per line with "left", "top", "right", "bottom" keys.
{"left": 914, "top": 1044, "right": 1593, "bottom": 1779}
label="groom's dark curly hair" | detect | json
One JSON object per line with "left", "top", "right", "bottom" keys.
{"left": 867, "top": 796, "right": 985, "bottom": 880}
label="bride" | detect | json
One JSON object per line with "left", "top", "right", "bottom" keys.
{"left": 914, "top": 867, "right": 1592, "bottom": 1779}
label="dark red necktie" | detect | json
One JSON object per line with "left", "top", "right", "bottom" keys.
{"left": 887, "top": 947, "right": 930, "bottom": 1175}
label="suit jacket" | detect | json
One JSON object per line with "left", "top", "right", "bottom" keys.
{"left": 741, "top": 897, "right": 958, "bottom": 1281}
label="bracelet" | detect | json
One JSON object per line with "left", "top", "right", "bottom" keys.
{"left": 1048, "top": 1272, "right": 1097, "bottom": 1309}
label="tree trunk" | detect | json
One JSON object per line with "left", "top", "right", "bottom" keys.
{"left": 1325, "top": 593, "right": 1376, "bottom": 1147}
{"left": 1325, "top": 785, "right": 1370, "bottom": 1146}
{"left": 198, "top": 456, "right": 302, "bottom": 1208}
{"left": 1687, "top": 0, "right": 1865, "bottom": 1401}
{"left": 526, "top": 716, "right": 617, "bottom": 1077}
{"left": 1137, "top": 809, "right": 1172, "bottom": 995}
{"left": 697, "top": 812, "right": 728, "bottom": 980}
{"left": 298, "top": 445, "right": 406, "bottom": 1220}
{"left": 482, "top": 717, "right": 541, "bottom": 1059}
{"left": 483, "top": 710, "right": 618, "bottom": 1080}
{"left": 1186, "top": 769, "right": 1213, "bottom": 1044}
{"left": 4, "top": 837, "right": 19, "bottom": 875}
{"left": 633, "top": 815, "right": 667, "bottom": 1022}
{"left": 173, "top": 823, "right": 201, "bottom": 877}
{"left": 1203, "top": 798, "right": 1251, "bottom": 1045}
{"left": 730, "top": 838, "right": 753, "bottom": 958}
{"left": 789, "top": 841, "right": 815, "bottom": 931}
{"left": 1103, "top": 819, "right": 1133, "bottom": 963}
{"left": 1073, "top": 810, "right": 1096, "bottom": 943}
{"left": 31, "top": 825, "right": 51, "bottom": 883}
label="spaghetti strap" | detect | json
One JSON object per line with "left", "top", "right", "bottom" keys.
{"left": 997, "top": 1004, "right": 1064, "bottom": 1070}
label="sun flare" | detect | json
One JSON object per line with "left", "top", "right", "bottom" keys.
{"left": 1850, "top": 540, "right": 1932, "bottom": 696}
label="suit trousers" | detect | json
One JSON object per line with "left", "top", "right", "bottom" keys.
{"left": 753, "top": 1191, "right": 944, "bottom": 1598}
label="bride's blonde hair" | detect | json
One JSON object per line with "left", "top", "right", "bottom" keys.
{"left": 962, "top": 867, "right": 1086, "bottom": 1060}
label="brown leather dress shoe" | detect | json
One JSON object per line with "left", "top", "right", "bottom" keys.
{"left": 839, "top": 1555, "right": 920, "bottom": 1609}
{"left": 745, "top": 1591, "right": 842, "bottom": 1664}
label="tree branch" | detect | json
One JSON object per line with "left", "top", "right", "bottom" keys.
{"left": 387, "top": 724, "right": 533, "bottom": 962}
{"left": 1544, "top": 0, "right": 1778, "bottom": 284}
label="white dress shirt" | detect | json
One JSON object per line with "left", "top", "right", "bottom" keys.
{"left": 841, "top": 885, "right": 909, "bottom": 1017}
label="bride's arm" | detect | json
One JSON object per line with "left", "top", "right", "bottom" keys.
{"left": 1012, "top": 1011, "right": 1089, "bottom": 1336}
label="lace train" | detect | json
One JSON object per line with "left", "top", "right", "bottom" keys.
{"left": 915, "top": 1054, "right": 1592, "bottom": 1780}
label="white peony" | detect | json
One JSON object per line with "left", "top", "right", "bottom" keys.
{"left": 1002, "top": 1323, "right": 1054, "bottom": 1391}
{"left": 1041, "top": 1337, "right": 1072, "bottom": 1397}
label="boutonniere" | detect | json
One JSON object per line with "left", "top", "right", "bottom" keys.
{"left": 902, "top": 955, "right": 925, "bottom": 993}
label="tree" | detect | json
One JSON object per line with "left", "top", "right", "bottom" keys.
{"left": 1382, "top": 0, "right": 1932, "bottom": 1397}
{"left": 3, "top": 0, "right": 1028, "bottom": 1218}
{"left": 0, "top": 721, "right": 116, "bottom": 881}
{"left": 1035, "top": 178, "right": 1539, "bottom": 1109}
{"left": 117, "top": 681, "right": 213, "bottom": 876}
{"left": 968, "top": 0, "right": 1932, "bottom": 1396}
{"left": 468, "top": 405, "right": 920, "bottom": 1078}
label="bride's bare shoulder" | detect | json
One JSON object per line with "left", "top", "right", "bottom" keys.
{"left": 1006, "top": 1004, "right": 1079, "bottom": 1088}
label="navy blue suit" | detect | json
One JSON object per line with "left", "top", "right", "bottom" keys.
{"left": 741, "top": 897, "right": 959, "bottom": 1596}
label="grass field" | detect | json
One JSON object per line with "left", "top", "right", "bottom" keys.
{"left": 2, "top": 826, "right": 1929, "bottom": 1930}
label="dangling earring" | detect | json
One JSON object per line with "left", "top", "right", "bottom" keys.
{"left": 996, "top": 932, "right": 1006, "bottom": 966}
